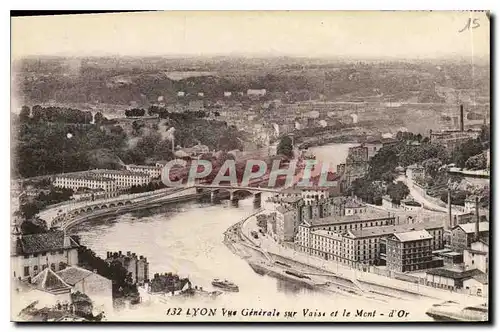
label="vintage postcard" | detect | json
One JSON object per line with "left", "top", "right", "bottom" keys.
{"left": 10, "top": 11, "right": 490, "bottom": 322}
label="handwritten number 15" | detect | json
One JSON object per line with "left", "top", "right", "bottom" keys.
{"left": 459, "top": 18, "right": 480, "bottom": 33}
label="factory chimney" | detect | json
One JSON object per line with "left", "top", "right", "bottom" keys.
{"left": 448, "top": 189, "right": 453, "bottom": 228}
{"left": 460, "top": 104, "right": 464, "bottom": 132}
{"left": 475, "top": 196, "right": 480, "bottom": 241}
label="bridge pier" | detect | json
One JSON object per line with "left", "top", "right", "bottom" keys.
{"left": 210, "top": 189, "right": 220, "bottom": 204}
{"left": 229, "top": 191, "right": 239, "bottom": 207}
{"left": 253, "top": 192, "right": 262, "bottom": 209}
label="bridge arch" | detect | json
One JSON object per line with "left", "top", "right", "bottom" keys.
{"left": 117, "top": 202, "right": 124, "bottom": 206}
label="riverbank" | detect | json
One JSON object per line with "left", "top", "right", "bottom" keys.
{"left": 224, "top": 210, "right": 485, "bottom": 308}
{"left": 64, "top": 192, "right": 204, "bottom": 231}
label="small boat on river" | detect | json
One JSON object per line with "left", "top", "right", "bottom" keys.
{"left": 211, "top": 279, "right": 239, "bottom": 292}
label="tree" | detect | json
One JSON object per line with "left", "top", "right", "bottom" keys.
{"left": 94, "top": 112, "right": 105, "bottom": 124}
{"left": 451, "top": 139, "right": 484, "bottom": 168}
{"left": 387, "top": 181, "right": 410, "bottom": 205}
{"left": 422, "top": 158, "right": 443, "bottom": 178}
{"left": 277, "top": 135, "right": 294, "bottom": 158}
{"left": 465, "top": 152, "right": 486, "bottom": 170}
{"left": 19, "top": 106, "right": 31, "bottom": 122}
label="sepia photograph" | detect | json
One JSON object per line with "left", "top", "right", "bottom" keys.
{"left": 10, "top": 10, "right": 490, "bottom": 322}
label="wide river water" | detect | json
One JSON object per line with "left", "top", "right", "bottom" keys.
{"left": 70, "top": 144, "right": 435, "bottom": 321}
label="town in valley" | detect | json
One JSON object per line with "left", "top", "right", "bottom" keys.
{"left": 10, "top": 11, "right": 490, "bottom": 322}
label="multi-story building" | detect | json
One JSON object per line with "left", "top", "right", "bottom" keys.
{"left": 105, "top": 251, "right": 149, "bottom": 285}
{"left": 296, "top": 218, "right": 444, "bottom": 267}
{"left": 385, "top": 230, "right": 434, "bottom": 272}
{"left": 275, "top": 206, "right": 299, "bottom": 242}
{"left": 11, "top": 229, "right": 80, "bottom": 280}
{"left": 53, "top": 173, "right": 117, "bottom": 192}
{"left": 90, "top": 169, "right": 150, "bottom": 189}
{"left": 53, "top": 169, "right": 150, "bottom": 192}
{"left": 463, "top": 240, "right": 489, "bottom": 273}
{"left": 126, "top": 164, "right": 163, "bottom": 179}
{"left": 450, "top": 222, "right": 489, "bottom": 252}
{"left": 57, "top": 266, "right": 113, "bottom": 312}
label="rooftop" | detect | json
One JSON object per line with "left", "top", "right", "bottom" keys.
{"left": 31, "top": 268, "right": 72, "bottom": 294}
{"left": 306, "top": 208, "right": 394, "bottom": 227}
{"left": 348, "top": 219, "right": 443, "bottom": 239}
{"left": 455, "top": 222, "right": 489, "bottom": 234}
{"left": 426, "top": 268, "right": 483, "bottom": 280}
{"left": 313, "top": 229, "right": 343, "bottom": 241}
{"left": 14, "top": 231, "right": 79, "bottom": 255}
{"left": 56, "top": 266, "right": 102, "bottom": 286}
{"left": 393, "top": 229, "right": 432, "bottom": 242}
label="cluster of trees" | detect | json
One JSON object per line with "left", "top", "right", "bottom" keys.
{"left": 277, "top": 136, "right": 294, "bottom": 158}
{"left": 20, "top": 105, "right": 94, "bottom": 124}
{"left": 124, "top": 108, "right": 146, "bottom": 117}
{"left": 465, "top": 152, "right": 487, "bottom": 170}
{"left": 387, "top": 181, "right": 410, "bottom": 205}
{"left": 128, "top": 181, "right": 166, "bottom": 194}
{"left": 450, "top": 139, "right": 484, "bottom": 168}
{"left": 14, "top": 119, "right": 128, "bottom": 178}
{"left": 119, "top": 132, "right": 173, "bottom": 165}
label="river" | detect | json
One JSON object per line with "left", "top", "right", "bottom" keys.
{"left": 69, "top": 143, "right": 435, "bottom": 322}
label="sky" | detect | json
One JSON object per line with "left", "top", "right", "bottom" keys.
{"left": 11, "top": 11, "right": 490, "bottom": 59}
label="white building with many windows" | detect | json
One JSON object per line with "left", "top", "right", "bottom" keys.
{"left": 53, "top": 173, "right": 117, "bottom": 192}
{"left": 53, "top": 169, "right": 151, "bottom": 192}
{"left": 125, "top": 164, "right": 163, "bottom": 179}
{"left": 11, "top": 230, "right": 80, "bottom": 280}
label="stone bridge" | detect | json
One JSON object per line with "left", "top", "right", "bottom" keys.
{"left": 193, "top": 184, "right": 280, "bottom": 205}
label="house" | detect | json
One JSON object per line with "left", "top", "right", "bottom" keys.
{"left": 406, "top": 164, "right": 425, "bottom": 182}
{"left": 464, "top": 195, "right": 479, "bottom": 213}
{"left": 29, "top": 267, "right": 73, "bottom": 303}
{"left": 382, "top": 196, "right": 400, "bottom": 210}
{"left": 57, "top": 266, "right": 113, "bottom": 312}
{"left": 463, "top": 240, "right": 489, "bottom": 273}
{"left": 386, "top": 230, "right": 434, "bottom": 272}
{"left": 11, "top": 230, "right": 80, "bottom": 280}
{"left": 247, "top": 89, "right": 266, "bottom": 97}
{"left": 450, "top": 222, "right": 489, "bottom": 252}
{"left": 401, "top": 199, "right": 423, "bottom": 211}
{"left": 177, "top": 91, "right": 185, "bottom": 97}
{"left": 147, "top": 273, "right": 192, "bottom": 295}
{"left": 425, "top": 268, "right": 483, "bottom": 290}
{"left": 463, "top": 273, "right": 488, "bottom": 297}
{"left": 275, "top": 206, "right": 299, "bottom": 242}
{"left": 105, "top": 251, "right": 149, "bottom": 285}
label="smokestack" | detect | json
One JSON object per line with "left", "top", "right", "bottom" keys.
{"left": 448, "top": 189, "right": 453, "bottom": 228}
{"left": 475, "top": 196, "right": 480, "bottom": 241}
{"left": 460, "top": 105, "right": 464, "bottom": 132}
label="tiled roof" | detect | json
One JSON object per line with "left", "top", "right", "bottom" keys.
{"left": 348, "top": 220, "right": 443, "bottom": 239}
{"left": 426, "top": 268, "right": 483, "bottom": 280}
{"left": 31, "top": 268, "right": 72, "bottom": 294}
{"left": 456, "top": 222, "right": 489, "bottom": 234}
{"left": 308, "top": 208, "right": 394, "bottom": 227}
{"left": 15, "top": 231, "right": 79, "bottom": 255}
{"left": 393, "top": 230, "right": 432, "bottom": 242}
{"left": 57, "top": 266, "right": 94, "bottom": 285}
{"left": 471, "top": 273, "right": 488, "bottom": 285}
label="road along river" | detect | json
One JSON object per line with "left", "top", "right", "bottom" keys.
{"left": 69, "top": 143, "right": 437, "bottom": 321}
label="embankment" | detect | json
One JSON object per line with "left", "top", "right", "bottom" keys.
{"left": 63, "top": 193, "right": 204, "bottom": 231}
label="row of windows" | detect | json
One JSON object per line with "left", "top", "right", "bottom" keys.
{"left": 21, "top": 262, "right": 66, "bottom": 277}
{"left": 23, "top": 250, "right": 64, "bottom": 259}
